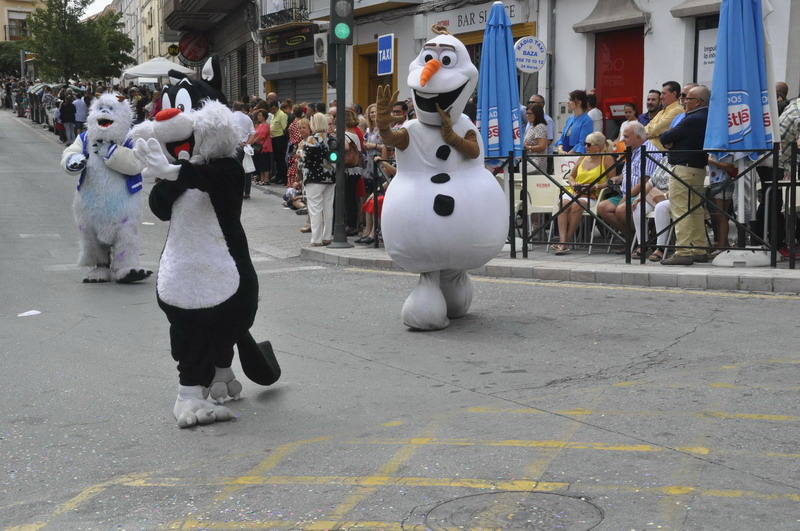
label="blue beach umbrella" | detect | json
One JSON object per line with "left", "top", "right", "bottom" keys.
{"left": 477, "top": 1, "right": 522, "bottom": 163}
{"left": 703, "top": 0, "right": 779, "bottom": 230}
{"left": 703, "top": 0, "right": 778, "bottom": 161}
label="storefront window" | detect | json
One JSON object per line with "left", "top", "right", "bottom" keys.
{"left": 694, "top": 14, "right": 719, "bottom": 87}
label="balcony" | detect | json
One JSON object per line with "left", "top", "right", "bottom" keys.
{"left": 260, "top": 0, "right": 310, "bottom": 33}
{"left": 306, "top": 0, "right": 424, "bottom": 21}
{"left": 4, "top": 25, "right": 28, "bottom": 41}
{"left": 162, "top": 0, "right": 248, "bottom": 32}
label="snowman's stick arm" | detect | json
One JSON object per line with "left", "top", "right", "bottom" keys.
{"left": 443, "top": 128, "right": 480, "bottom": 159}
{"left": 377, "top": 125, "right": 409, "bottom": 151}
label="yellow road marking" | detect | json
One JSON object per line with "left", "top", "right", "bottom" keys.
{"left": 345, "top": 267, "right": 800, "bottom": 300}
{"left": 344, "top": 437, "right": 710, "bottom": 455}
{"left": 700, "top": 411, "right": 800, "bottom": 422}
{"left": 170, "top": 520, "right": 411, "bottom": 530}
{"left": 322, "top": 423, "right": 438, "bottom": 523}
{"left": 212, "top": 436, "right": 328, "bottom": 503}
{"left": 4, "top": 524, "right": 46, "bottom": 531}
{"left": 5, "top": 473, "right": 150, "bottom": 531}
{"left": 466, "top": 405, "right": 800, "bottom": 422}
{"left": 381, "top": 420, "right": 403, "bottom": 427}
{"left": 164, "top": 437, "right": 328, "bottom": 530}
{"left": 122, "top": 473, "right": 800, "bottom": 503}
{"left": 611, "top": 380, "right": 800, "bottom": 392}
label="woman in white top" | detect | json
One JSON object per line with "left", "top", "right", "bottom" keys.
{"left": 615, "top": 103, "right": 639, "bottom": 143}
{"left": 523, "top": 103, "right": 549, "bottom": 173}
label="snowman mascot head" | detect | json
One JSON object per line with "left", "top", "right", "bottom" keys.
{"left": 407, "top": 28, "right": 478, "bottom": 127}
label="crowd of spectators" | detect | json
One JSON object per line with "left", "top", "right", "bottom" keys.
{"left": 4, "top": 73, "right": 800, "bottom": 260}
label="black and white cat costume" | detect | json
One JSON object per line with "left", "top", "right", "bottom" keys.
{"left": 132, "top": 58, "right": 280, "bottom": 428}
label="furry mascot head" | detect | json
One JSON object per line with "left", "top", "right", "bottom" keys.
{"left": 86, "top": 92, "right": 135, "bottom": 144}
{"left": 131, "top": 58, "right": 238, "bottom": 165}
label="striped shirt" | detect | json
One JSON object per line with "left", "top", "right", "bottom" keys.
{"left": 621, "top": 140, "right": 662, "bottom": 195}
{"left": 778, "top": 99, "right": 800, "bottom": 170}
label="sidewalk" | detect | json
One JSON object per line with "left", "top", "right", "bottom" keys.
{"left": 248, "top": 181, "right": 800, "bottom": 295}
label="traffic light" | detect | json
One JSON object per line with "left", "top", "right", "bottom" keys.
{"left": 327, "top": 137, "right": 339, "bottom": 163}
{"left": 329, "top": 0, "right": 354, "bottom": 45}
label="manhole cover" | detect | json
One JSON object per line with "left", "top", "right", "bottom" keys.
{"left": 422, "top": 491, "right": 603, "bottom": 530}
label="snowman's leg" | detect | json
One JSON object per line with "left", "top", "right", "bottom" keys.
{"left": 401, "top": 271, "right": 449, "bottom": 331}
{"left": 439, "top": 269, "right": 473, "bottom": 319}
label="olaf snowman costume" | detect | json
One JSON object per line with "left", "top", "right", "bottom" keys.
{"left": 131, "top": 58, "right": 280, "bottom": 428}
{"left": 61, "top": 93, "right": 152, "bottom": 284}
{"left": 378, "top": 28, "right": 508, "bottom": 330}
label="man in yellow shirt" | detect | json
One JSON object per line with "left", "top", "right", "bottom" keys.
{"left": 269, "top": 100, "right": 288, "bottom": 184}
{"left": 645, "top": 81, "right": 683, "bottom": 151}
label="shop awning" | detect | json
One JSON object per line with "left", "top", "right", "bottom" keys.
{"left": 260, "top": 56, "right": 321, "bottom": 80}
{"left": 573, "top": 0, "right": 648, "bottom": 33}
{"left": 670, "top": 0, "right": 721, "bottom": 18}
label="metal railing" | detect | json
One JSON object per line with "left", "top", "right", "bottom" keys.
{"left": 261, "top": 0, "right": 309, "bottom": 29}
{"left": 503, "top": 144, "right": 799, "bottom": 268}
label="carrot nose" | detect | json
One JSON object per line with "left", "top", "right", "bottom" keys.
{"left": 156, "top": 107, "right": 181, "bottom": 121}
{"left": 420, "top": 59, "right": 442, "bottom": 87}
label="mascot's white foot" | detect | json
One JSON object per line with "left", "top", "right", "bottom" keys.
{"left": 83, "top": 266, "right": 112, "bottom": 284}
{"left": 115, "top": 268, "right": 153, "bottom": 284}
{"left": 439, "top": 269, "right": 473, "bottom": 319}
{"left": 402, "top": 271, "right": 449, "bottom": 331}
{"left": 173, "top": 385, "right": 236, "bottom": 428}
{"left": 209, "top": 366, "right": 243, "bottom": 403}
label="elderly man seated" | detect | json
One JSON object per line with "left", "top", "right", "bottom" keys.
{"left": 597, "top": 121, "right": 659, "bottom": 252}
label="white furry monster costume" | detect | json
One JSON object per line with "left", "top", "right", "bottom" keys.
{"left": 131, "top": 58, "right": 280, "bottom": 429}
{"left": 61, "top": 93, "right": 152, "bottom": 283}
{"left": 378, "top": 28, "right": 508, "bottom": 331}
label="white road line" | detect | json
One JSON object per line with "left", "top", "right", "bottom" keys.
{"left": 250, "top": 244, "right": 297, "bottom": 259}
{"left": 251, "top": 256, "right": 276, "bottom": 263}
{"left": 44, "top": 261, "right": 159, "bottom": 272}
{"left": 19, "top": 233, "right": 61, "bottom": 239}
{"left": 255, "top": 266, "right": 326, "bottom": 275}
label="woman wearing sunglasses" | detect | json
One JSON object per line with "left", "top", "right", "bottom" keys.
{"left": 553, "top": 132, "right": 616, "bottom": 255}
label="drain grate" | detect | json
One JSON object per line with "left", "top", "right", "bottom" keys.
{"left": 421, "top": 491, "right": 603, "bottom": 530}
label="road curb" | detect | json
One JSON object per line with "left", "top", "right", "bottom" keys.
{"left": 300, "top": 247, "right": 800, "bottom": 295}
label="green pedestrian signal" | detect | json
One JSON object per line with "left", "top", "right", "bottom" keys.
{"left": 329, "top": 0, "right": 354, "bottom": 45}
{"left": 334, "top": 22, "right": 351, "bottom": 41}
{"left": 327, "top": 138, "right": 339, "bottom": 163}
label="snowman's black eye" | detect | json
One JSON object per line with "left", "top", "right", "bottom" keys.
{"left": 424, "top": 53, "right": 434, "bottom": 62}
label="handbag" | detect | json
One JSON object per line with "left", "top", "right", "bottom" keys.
{"left": 344, "top": 135, "right": 361, "bottom": 168}
{"left": 252, "top": 143, "right": 263, "bottom": 153}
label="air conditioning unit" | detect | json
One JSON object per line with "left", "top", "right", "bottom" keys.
{"left": 313, "top": 32, "right": 327, "bottom": 64}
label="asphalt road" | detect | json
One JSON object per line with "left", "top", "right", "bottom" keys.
{"left": 2, "top": 110, "right": 800, "bottom": 531}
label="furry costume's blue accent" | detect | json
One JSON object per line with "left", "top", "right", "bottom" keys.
{"left": 61, "top": 92, "right": 151, "bottom": 283}
{"left": 77, "top": 132, "right": 142, "bottom": 194}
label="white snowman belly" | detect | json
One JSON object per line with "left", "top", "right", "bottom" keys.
{"left": 381, "top": 166, "right": 508, "bottom": 273}
{"left": 157, "top": 189, "right": 240, "bottom": 309}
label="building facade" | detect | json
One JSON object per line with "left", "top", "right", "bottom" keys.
{"left": 111, "top": 0, "right": 143, "bottom": 63}
{"left": 1, "top": 0, "right": 45, "bottom": 42}
{"left": 159, "top": 0, "right": 800, "bottom": 125}
{"left": 139, "top": 0, "right": 179, "bottom": 61}
{"left": 539, "top": 0, "right": 800, "bottom": 136}
{"left": 163, "top": 0, "right": 261, "bottom": 102}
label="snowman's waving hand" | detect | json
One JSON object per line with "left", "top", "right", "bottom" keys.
{"left": 376, "top": 84, "right": 409, "bottom": 151}
{"left": 436, "top": 103, "right": 480, "bottom": 159}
